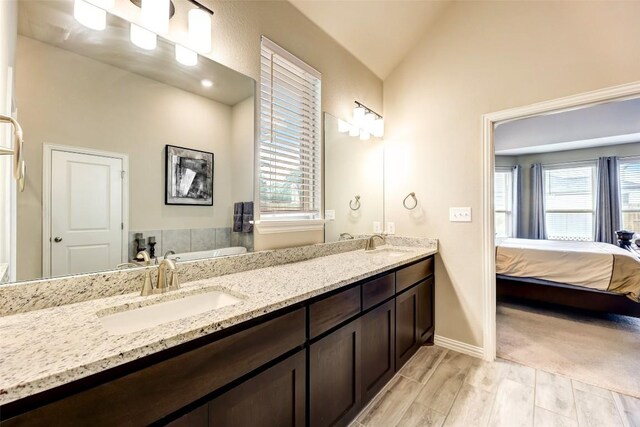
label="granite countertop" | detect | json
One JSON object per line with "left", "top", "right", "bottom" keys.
{"left": 0, "top": 244, "right": 436, "bottom": 406}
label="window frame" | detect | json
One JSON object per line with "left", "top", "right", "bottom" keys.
{"left": 494, "top": 166, "right": 515, "bottom": 238}
{"left": 619, "top": 155, "right": 640, "bottom": 232}
{"left": 255, "top": 36, "right": 324, "bottom": 234}
{"left": 542, "top": 161, "right": 597, "bottom": 241}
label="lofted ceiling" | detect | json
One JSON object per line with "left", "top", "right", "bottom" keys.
{"left": 288, "top": 0, "right": 450, "bottom": 79}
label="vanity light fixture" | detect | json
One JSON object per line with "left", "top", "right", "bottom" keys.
{"left": 201, "top": 79, "right": 213, "bottom": 88}
{"left": 175, "top": 44, "right": 198, "bottom": 66}
{"left": 188, "top": 7, "right": 213, "bottom": 53}
{"left": 141, "top": 0, "right": 171, "bottom": 34}
{"left": 130, "top": 23, "right": 157, "bottom": 50}
{"left": 338, "top": 101, "right": 384, "bottom": 140}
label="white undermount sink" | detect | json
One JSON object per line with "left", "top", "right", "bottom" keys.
{"left": 365, "top": 247, "right": 415, "bottom": 258}
{"left": 99, "top": 290, "right": 242, "bottom": 335}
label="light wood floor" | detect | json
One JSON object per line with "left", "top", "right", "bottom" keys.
{"left": 350, "top": 345, "right": 640, "bottom": 427}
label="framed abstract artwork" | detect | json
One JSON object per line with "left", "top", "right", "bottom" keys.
{"left": 165, "top": 145, "right": 214, "bottom": 206}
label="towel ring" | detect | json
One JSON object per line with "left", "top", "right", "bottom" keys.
{"left": 403, "top": 192, "right": 418, "bottom": 210}
{"left": 349, "top": 195, "right": 361, "bottom": 211}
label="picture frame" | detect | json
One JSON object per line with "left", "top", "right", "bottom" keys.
{"left": 165, "top": 144, "right": 214, "bottom": 206}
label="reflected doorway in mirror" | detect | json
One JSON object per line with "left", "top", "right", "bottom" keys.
{"left": 165, "top": 145, "right": 214, "bottom": 205}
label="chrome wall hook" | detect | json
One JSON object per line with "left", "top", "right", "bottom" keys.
{"left": 403, "top": 192, "right": 418, "bottom": 210}
{"left": 349, "top": 195, "right": 361, "bottom": 211}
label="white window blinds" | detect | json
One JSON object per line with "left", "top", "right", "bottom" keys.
{"left": 495, "top": 168, "right": 514, "bottom": 238}
{"left": 543, "top": 163, "right": 596, "bottom": 241}
{"left": 259, "top": 37, "right": 322, "bottom": 219}
{"left": 620, "top": 157, "right": 640, "bottom": 232}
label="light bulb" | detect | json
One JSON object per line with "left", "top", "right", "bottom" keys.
{"left": 353, "top": 106, "right": 366, "bottom": 126}
{"left": 348, "top": 124, "right": 359, "bottom": 137}
{"left": 141, "top": 0, "right": 170, "bottom": 34}
{"left": 359, "top": 130, "right": 370, "bottom": 141}
{"left": 175, "top": 45, "right": 198, "bottom": 66}
{"left": 74, "top": 0, "right": 106, "bottom": 31}
{"left": 373, "top": 118, "right": 384, "bottom": 138}
{"left": 338, "top": 120, "right": 350, "bottom": 133}
{"left": 188, "top": 8, "right": 212, "bottom": 53}
{"left": 130, "top": 23, "right": 157, "bottom": 50}
{"left": 201, "top": 79, "right": 213, "bottom": 88}
{"left": 365, "top": 112, "right": 376, "bottom": 134}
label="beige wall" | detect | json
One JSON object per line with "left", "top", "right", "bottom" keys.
{"left": 231, "top": 95, "right": 255, "bottom": 203}
{"left": 383, "top": 1, "right": 640, "bottom": 347}
{"left": 15, "top": 36, "right": 248, "bottom": 280}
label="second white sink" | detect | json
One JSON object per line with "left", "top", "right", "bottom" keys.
{"left": 99, "top": 290, "right": 242, "bottom": 335}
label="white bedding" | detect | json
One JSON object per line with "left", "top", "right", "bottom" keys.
{"left": 496, "top": 238, "right": 631, "bottom": 291}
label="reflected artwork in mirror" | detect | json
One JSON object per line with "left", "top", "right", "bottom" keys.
{"left": 9, "top": 0, "right": 256, "bottom": 283}
{"left": 324, "top": 113, "right": 384, "bottom": 242}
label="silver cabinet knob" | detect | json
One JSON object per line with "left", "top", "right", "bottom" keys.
{"left": 54, "top": 237, "right": 62, "bottom": 243}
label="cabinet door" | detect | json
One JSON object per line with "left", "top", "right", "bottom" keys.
{"left": 395, "top": 285, "right": 419, "bottom": 370}
{"left": 165, "top": 405, "right": 208, "bottom": 427}
{"left": 361, "top": 299, "right": 395, "bottom": 405}
{"left": 208, "top": 350, "right": 306, "bottom": 427}
{"left": 310, "top": 318, "right": 361, "bottom": 427}
{"left": 417, "top": 277, "right": 434, "bottom": 345}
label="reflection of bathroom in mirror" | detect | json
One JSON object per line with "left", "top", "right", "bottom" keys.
{"left": 324, "top": 113, "right": 384, "bottom": 242}
{"left": 11, "top": 0, "right": 256, "bottom": 283}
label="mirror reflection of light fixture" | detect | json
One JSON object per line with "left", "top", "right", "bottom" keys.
{"left": 0, "top": 114, "right": 25, "bottom": 192}
{"left": 130, "top": 23, "right": 157, "bottom": 50}
{"left": 175, "top": 45, "right": 198, "bottom": 66}
{"left": 188, "top": 8, "right": 212, "bottom": 53}
{"left": 73, "top": 0, "right": 107, "bottom": 30}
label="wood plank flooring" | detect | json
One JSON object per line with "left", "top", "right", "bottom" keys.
{"left": 351, "top": 346, "right": 640, "bottom": 427}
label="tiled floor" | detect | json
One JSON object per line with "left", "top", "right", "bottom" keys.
{"left": 351, "top": 346, "right": 640, "bottom": 427}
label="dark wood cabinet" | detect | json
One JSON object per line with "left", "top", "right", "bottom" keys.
{"left": 417, "top": 277, "right": 434, "bottom": 345}
{"left": 395, "top": 284, "right": 419, "bottom": 370}
{"left": 166, "top": 405, "right": 208, "bottom": 427}
{"left": 309, "top": 318, "right": 361, "bottom": 427}
{"left": 208, "top": 351, "right": 306, "bottom": 427}
{"left": 309, "top": 286, "right": 361, "bottom": 339}
{"left": 361, "top": 299, "right": 395, "bottom": 404}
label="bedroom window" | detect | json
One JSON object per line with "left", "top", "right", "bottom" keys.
{"left": 620, "top": 157, "right": 640, "bottom": 232}
{"left": 258, "top": 37, "right": 322, "bottom": 228}
{"left": 543, "top": 163, "right": 596, "bottom": 241}
{"left": 495, "top": 168, "right": 514, "bottom": 237}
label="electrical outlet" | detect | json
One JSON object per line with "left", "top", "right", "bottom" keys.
{"left": 325, "top": 209, "right": 335, "bottom": 221}
{"left": 373, "top": 221, "right": 382, "bottom": 233}
{"left": 386, "top": 222, "right": 396, "bottom": 234}
{"left": 449, "top": 207, "right": 472, "bottom": 222}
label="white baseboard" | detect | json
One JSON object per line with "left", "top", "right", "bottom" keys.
{"left": 434, "top": 335, "right": 484, "bottom": 359}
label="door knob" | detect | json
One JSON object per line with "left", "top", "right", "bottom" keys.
{"left": 54, "top": 237, "right": 62, "bottom": 243}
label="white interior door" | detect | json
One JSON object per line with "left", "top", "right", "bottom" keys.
{"left": 50, "top": 150, "right": 123, "bottom": 276}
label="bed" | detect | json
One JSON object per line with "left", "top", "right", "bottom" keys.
{"left": 496, "top": 238, "right": 640, "bottom": 317}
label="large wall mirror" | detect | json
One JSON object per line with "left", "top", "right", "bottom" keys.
{"left": 324, "top": 113, "right": 384, "bottom": 242}
{"left": 10, "top": 0, "right": 255, "bottom": 283}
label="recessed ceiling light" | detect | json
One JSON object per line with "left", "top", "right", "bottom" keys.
{"left": 201, "top": 79, "right": 213, "bottom": 88}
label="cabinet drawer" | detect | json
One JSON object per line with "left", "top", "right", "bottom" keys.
{"left": 4, "top": 308, "right": 306, "bottom": 427}
{"left": 309, "top": 286, "right": 361, "bottom": 339}
{"left": 362, "top": 273, "right": 395, "bottom": 311}
{"left": 396, "top": 258, "right": 433, "bottom": 293}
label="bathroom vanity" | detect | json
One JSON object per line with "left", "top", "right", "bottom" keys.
{"left": 0, "top": 242, "right": 436, "bottom": 427}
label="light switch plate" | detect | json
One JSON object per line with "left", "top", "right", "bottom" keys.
{"left": 449, "top": 207, "right": 472, "bottom": 222}
{"left": 325, "top": 210, "right": 335, "bottom": 221}
{"left": 373, "top": 221, "right": 382, "bottom": 233}
{"left": 386, "top": 222, "right": 396, "bottom": 235}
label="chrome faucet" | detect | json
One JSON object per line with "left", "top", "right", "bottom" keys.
{"left": 156, "top": 258, "right": 180, "bottom": 293}
{"left": 365, "top": 234, "right": 385, "bottom": 251}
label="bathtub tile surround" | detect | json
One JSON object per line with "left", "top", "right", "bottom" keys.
{"left": 127, "top": 227, "right": 253, "bottom": 261}
{"left": 0, "top": 237, "right": 436, "bottom": 317}
{"left": 190, "top": 228, "right": 217, "bottom": 252}
{"left": 0, "top": 238, "right": 437, "bottom": 405}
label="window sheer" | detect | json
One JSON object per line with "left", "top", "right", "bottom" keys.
{"left": 620, "top": 157, "right": 640, "bottom": 232}
{"left": 259, "top": 37, "right": 322, "bottom": 220}
{"left": 544, "top": 163, "right": 596, "bottom": 241}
